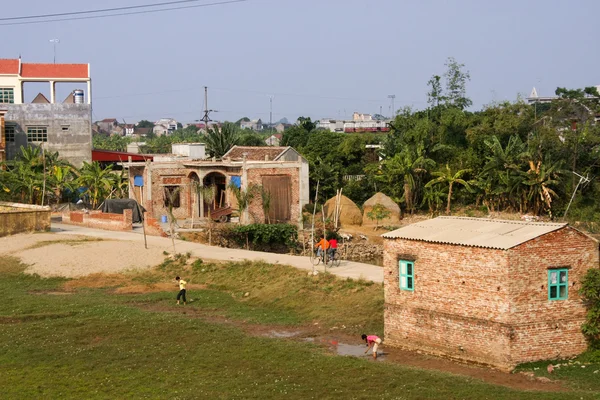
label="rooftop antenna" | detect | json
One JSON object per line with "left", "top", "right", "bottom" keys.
{"left": 563, "top": 171, "right": 591, "bottom": 220}
{"left": 49, "top": 38, "right": 60, "bottom": 64}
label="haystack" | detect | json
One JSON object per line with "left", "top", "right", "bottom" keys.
{"left": 323, "top": 195, "right": 362, "bottom": 226}
{"left": 362, "top": 192, "right": 401, "bottom": 225}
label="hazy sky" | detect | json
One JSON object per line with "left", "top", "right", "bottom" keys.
{"left": 3, "top": 0, "right": 598, "bottom": 123}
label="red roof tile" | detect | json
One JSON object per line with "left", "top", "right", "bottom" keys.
{"left": 0, "top": 59, "right": 20, "bottom": 74}
{"left": 21, "top": 63, "right": 88, "bottom": 79}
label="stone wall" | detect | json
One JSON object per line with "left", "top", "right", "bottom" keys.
{"left": 4, "top": 103, "right": 92, "bottom": 167}
{"left": 61, "top": 209, "right": 132, "bottom": 232}
{"left": 383, "top": 228, "right": 599, "bottom": 370}
{"left": 0, "top": 202, "right": 51, "bottom": 237}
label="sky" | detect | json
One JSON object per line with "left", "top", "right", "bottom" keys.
{"left": 2, "top": 0, "right": 598, "bottom": 124}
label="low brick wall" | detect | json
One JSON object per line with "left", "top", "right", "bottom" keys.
{"left": 62, "top": 209, "right": 133, "bottom": 232}
{"left": 0, "top": 201, "right": 51, "bottom": 237}
{"left": 144, "top": 217, "right": 167, "bottom": 237}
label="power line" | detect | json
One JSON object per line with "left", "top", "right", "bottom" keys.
{"left": 0, "top": 0, "right": 247, "bottom": 26}
{"left": 0, "top": 0, "right": 210, "bottom": 21}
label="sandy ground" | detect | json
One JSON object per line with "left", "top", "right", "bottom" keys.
{"left": 0, "top": 232, "right": 167, "bottom": 278}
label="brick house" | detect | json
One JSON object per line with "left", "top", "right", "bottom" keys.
{"left": 382, "top": 216, "right": 599, "bottom": 370}
{"left": 124, "top": 145, "right": 309, "bottom": 225}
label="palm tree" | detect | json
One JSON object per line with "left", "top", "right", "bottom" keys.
{"left": 229, "top": 182, "right": 258, "bottom": 225}
{"left": 260, "top": 186, "right": 272, "bottom": 224}
{"left": 77, "top": 161, "right": 116, "bottom": 208}
{"left": 426, "top": 164, "right": 471, "bottom": 214}
{"left": 204, "top": 122, "right": 240, "bottom": 158}
{"left": 479, "top": 135, "right": 529, "bottom": 211}
{"left": 523, "top": 158, "right": 562, "bottom": 216}
{"left": 379, "top": 150, "right": 435, "bottom": 214}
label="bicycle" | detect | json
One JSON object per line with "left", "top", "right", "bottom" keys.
{"left": 309, "top": 248, "right": 341, "bottom": 267}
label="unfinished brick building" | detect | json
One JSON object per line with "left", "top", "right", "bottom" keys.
{"left": 125, "top": 145, "right": 309, "bottom": 225}
{"left": 382, "top": 216, "right": 599, "bottom": 370}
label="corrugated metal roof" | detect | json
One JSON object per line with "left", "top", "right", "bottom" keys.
{"left": 381, "top": 217, "right": 568, "bottom": 250}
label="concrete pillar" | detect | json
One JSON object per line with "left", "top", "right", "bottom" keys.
{"left": 50, "top": 81, "right": 56, "bottom": 104}
{"left": 87, "top": 79, "right": 92, "bottom": 105}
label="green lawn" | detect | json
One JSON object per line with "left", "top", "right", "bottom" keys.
{"left": 1, "top": 256, "right": 599, "bottom": 399}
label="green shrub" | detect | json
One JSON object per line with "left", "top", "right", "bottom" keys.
{"left": 229, "top": 223, "right": 298, "bottom": 250}
{"left": 580, "top": 268, "right": 600, "bottom": 347}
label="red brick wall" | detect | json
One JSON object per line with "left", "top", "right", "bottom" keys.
{"left": 246, "top": 166, "right": 301, "bottom": 224}
{"left": 383, "top": 239, "right": 511, "bottom": 367}
{"left": 62, "top": 209, "right": 132, "bottom": 231}
{"left": 383, "top": 227, "right": 599, "bottom": 369}
{"left": 149, "top": 167, "right": 192, "bottom": 221}
{"left": 507, "top": 227, "right": 599, "bottom": 363}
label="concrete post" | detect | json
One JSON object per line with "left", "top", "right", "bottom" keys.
{"left": 50, "top": 81, "right": 56, "bottom": 104}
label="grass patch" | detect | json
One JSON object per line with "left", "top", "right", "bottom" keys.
{"left": 515, "top": 352, "right": 600, "bottom": 393}
{"left": 3, "top": 255, "right": 599, "bottom": 398}
{"left": 151, "top": 257, "right": 383, "bottom": 334}
{"left": 0, "top": 264, "right": 592, "bottom": 399}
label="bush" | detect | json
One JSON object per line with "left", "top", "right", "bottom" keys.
{"left": 580, "top": 268, "right": 600, "bottom": 347}
{"left": 227, "top": 223, "right": 298, "bottom": 252}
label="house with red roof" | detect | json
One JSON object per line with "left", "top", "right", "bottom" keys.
{"left": 0, "top": 57, "right": 92, "bottom": 166}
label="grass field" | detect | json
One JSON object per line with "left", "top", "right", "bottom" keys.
{"left": 1, "top": 255, "right": 599, "bottom": 399}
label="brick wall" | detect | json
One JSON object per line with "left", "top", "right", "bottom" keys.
{"left": 149, "top": 167, "right": 192, "bottom": 221}
{"left": 62, "top": 209, "right": 132, "bottom": 231}
{"left": 246, "top": 166, "right": 301, "bottom": 224}
{"left": 383, "top": 227, "right": 599, "bottom": 370}
{"left": 507, "top": 227, "right": 599, "bottom": 363}
{"left": 383, "top": 239, "right": 512, "bottom": 367}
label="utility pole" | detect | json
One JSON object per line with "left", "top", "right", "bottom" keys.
{"left": 269, "top": 95, "right": 274, "bottom": 135}
{"left": 563, "top": 171, "right": 591, "bottom": 220}
{"left": 388, "top": 94, "right": 396, "bottom": 117}
{"left": 201, "top": 86, "right": 214, "bottom": 131}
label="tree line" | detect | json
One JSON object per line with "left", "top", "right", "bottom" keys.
{"left": 282, "top": 58, "right": 600, "bottom": 226}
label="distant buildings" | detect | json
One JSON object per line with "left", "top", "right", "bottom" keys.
{"left": 241, "top": 119, "right": 263, "bottom": 131}
{"left": 526, "top": 85, "right": 600, "bottom": 104}
{"left": 317, "top": 112, "right": 391, "bottom": 133}
{"left": 0, "top": 57, "right": 92, "bottom": 167}
{"left": 153, "top": 118, "right": 178, "bottom": 136}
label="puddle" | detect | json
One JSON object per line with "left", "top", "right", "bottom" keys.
{"left": 304, "top": 337, "right": 386, "bottom": 360}
{"left": 267, "top": 330, "right": 302, "bottom": 338}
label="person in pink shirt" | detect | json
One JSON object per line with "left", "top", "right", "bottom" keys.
{"left": 361, "top": 334, "right": 383, "bottom": 359}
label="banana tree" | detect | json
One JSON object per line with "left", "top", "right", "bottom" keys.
{"left": 77, "top": 161, "right": 116, "bottom": 208}
{"left": 426, "top": 164, "right": 471, "bottom": 215}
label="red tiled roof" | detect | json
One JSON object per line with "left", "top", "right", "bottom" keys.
{"left": 0, "top": 59, "right": 20, "bottom": 74}
{"left": 21, "top": 63, "right": 88, "bottom": 79}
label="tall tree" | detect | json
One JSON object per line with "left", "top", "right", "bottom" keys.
{"left": 444, "top": 57, "right": 472, "bottom": 110}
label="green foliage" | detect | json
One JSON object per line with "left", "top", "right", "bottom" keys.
{"left": 366, "top": 203, "right": 391, "bottom": 230}
{"left": 136, "top": 119, "right": 155, "bottom": 128}
{"left": 580, "top": 268, "right": 600, "bottom": 345}
{"left": 92, "top": 133, "right": 131, "bottom": 151}
{"left": 230, "top": 223, "right": 298, "bottom": 248}
{"left": 204, "top": 122, "right": 241, "bottom": 158}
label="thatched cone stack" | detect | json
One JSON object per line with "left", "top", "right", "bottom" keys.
{"left": 362, "top": 192, "right": 401, "bottom": 225}
{"left": 323, "top": 194, "right": 362, "bottom": 226}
